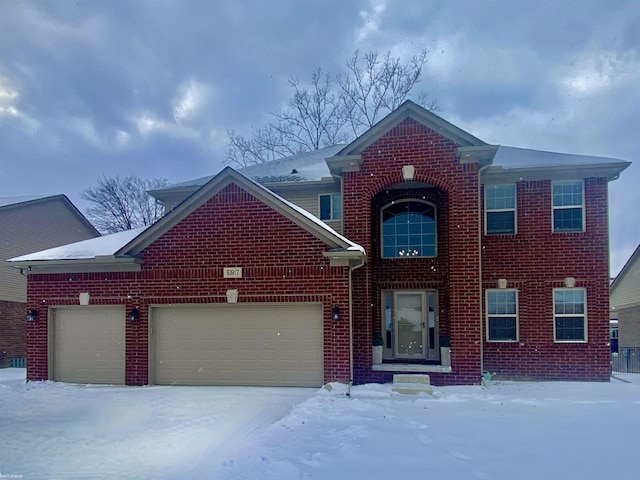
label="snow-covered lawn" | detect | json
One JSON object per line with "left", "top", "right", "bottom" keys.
{"left": 1, "top": 369, "right": 639, "bottom": 479}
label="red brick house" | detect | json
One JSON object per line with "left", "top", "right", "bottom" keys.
{"left": 9, "top": 101, "right": 630, "bottom": 386}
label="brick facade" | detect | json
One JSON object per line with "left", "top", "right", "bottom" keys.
{"left": 482, "top": 178, "right": 611, "bottom": 381}
{"left": 25, "top": 184, "right": 351, "bottom": 385}
{"left": 20, "top": 103, "right": 622, "bottom": 386}
{"left": 0, "top": 300, "right": 26, "bottom": 367}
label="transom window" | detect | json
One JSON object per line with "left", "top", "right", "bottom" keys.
{"left": 381, "top": 200, "right": 436, "bottom": 258}
{"left": 319, "top": 193, "right": 342, "bottom": 221}
{"left": 554, "top": 288, "right": 587, "bottom": 342}
{"left": 552, "top": 181, "right": 584, "bottom": 232}
{"left": 485, "top": 184, "right": 516, "bottom": 234}
{"left": 486, "top": 289, "right": 518, "bottom": 341}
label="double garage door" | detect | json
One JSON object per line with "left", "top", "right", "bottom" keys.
{"left": 50, "top": 304, "right": 323, "bottom": 387}
{"left": 152, "top": 304, "right": 323, "bottom": 387}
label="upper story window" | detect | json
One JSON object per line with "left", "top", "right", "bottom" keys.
{"left": 554, "top": 288, "right": 587, "bottom": 342}
{"left": 552, "top": 180, "right": 584, "bottom": 232}
{"left": 485, "top": 184, "right": 516, "bottom": 234}
{"left": 486, "top": 289, "right": 518, "bottom": 341}
{"left": 381, "top": 200, "right": 436, "bottom": 258}
{"left": 319, "top": 193, "right": 342, "bottom": 221}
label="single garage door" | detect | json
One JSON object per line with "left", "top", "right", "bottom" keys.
{"left": 51, "top": 307, "right": 125, "bottom": 384}
{"left": 153, "top": 304, "right": 323, "bottom": 387}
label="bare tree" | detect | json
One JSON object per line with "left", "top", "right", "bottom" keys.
{"left": 225, "top": 49, "right": 437, "bottom": 167}
{"left": 81, "top": 175, "right": 168, "bottom": 234}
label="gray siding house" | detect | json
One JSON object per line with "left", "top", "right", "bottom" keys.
{"left": 0, "top": 195, "right": 99, "bottom": 366}
{"left": 611, "top": 245, "right": 640, "bottom": 348}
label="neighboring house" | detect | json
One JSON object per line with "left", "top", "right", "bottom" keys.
{"left": 611, "top": 245, "right": 640, "bottom": 350}
{"left": 0, "top": 195, "right": 99, "bottom": 367}
{"left": 8, "top": 101, "right": 630, "bottom": 386}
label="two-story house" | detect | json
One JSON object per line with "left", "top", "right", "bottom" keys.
{"left": 8, "top": 101, "right": 629, "bottom": 386}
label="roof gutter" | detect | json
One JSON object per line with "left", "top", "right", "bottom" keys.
{"left": 7, "top": 256, "right": 142, "bottom": 274}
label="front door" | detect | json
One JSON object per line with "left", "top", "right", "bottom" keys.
{"left": 384, "top": 290, "right": 439, "bottom": 361}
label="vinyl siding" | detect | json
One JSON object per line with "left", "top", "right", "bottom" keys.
{"left": 0, "top": 198, "right": 98, "bottom": 302}
{"left": 611, "top": 252, "right": 640, "bottom": 310}
{"left": 272, "top": 184, "right": 343, "bottom": 234}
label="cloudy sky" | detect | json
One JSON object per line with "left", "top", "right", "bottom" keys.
{"left": 0, "top": 0, "right": 638, "bottom": 274}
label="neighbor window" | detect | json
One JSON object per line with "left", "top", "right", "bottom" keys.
{"left": 485, "top": 184, "right": 516, "bottom": 234}
{"left": 552, "top": 181, "right": 583, "bottom": 232}
{"left": 486, "top": 289, "right": 518, "bottom": 341}
{"left": 554, "top": 288, "right": 586, "bottom": 342}
{"left": 319, "top": 193, "right": 342, "bottom": 220}
{"left": 381, "top": 200, "right": 436, "bottom": 258}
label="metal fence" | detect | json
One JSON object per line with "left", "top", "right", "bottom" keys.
{"left": 611, "top": 347, "right": 640, "bottom": 374}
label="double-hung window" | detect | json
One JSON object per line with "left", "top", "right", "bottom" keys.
{"left": 319, "top": 193, "right": 342, "bottom": 221}
{"left": 554, "top": 288, "right": 586, "bottom": 342}
{"left": 486, "top": 289, "right": 518, "bottom": 341}
{"left": 485, "top": 184, "right": 516, "bottom": 234}
{"left": 552, "top": 181, "right": 583, "bottom": 232}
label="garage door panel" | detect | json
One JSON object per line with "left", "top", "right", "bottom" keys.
{"left": 52, "top": 307, "right": 125, "bottom": 385}
{"left": 154, "top": 304, "right": 323, "bottom": 387}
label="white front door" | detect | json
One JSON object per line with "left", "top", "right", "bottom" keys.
{"left": 387, "top": 291, "right": 439, "bottom": 361}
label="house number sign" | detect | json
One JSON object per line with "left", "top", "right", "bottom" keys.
{"left": 223, "top": 267, "right": 242, "bottom": 278}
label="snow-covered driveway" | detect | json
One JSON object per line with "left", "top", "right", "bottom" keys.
{"left": 2, "top": 368, "right": 639, "bottom": 479}
{"left": 0, "top": 369, "right": 314, "bottom": 479}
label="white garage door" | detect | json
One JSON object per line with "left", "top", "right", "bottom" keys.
{"left": 152, "top": 304, "right": 323, "bottom": 387}
{"left": 51, "top": 307, "right": 125, "bottom": 384}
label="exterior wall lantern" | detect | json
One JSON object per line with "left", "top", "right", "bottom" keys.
{"left": 128, "top": 308, "right": 140, "bottom": 322}
{"left": 332, "top": 306, "right": 340, "bottom": 321}
{"left": 26, "top": 309, "right": 38, "bottom": 322}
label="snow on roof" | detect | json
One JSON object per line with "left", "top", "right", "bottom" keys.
{"left": 238, "top": 170, "right": 365, "bottom": 254}
{"left": 492, "top": 146, "right": 624, "bottom": 169}
{"left": 166, "top": 145, "right": 345, "bottom": 190}
{"left": 9, "top": 226, "right": 149, "bottom": 262}
{"left": 0, "top": 195, "right": 54, "bottom": 208}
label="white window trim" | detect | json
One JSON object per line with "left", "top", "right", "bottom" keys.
{"left": 485, "top": 289, "right": 519, "bottom": 342}
{"left": 318, "top": 193, "right": 342, "bottom": 221}
{"left": 553, "top": 287, "right": 588, "bottom": 343}
{"left": 551, "top": 180, "right": 585, "bottom": 233}
{"left": 484, "top": 184, "right": 517, "bottom": 235}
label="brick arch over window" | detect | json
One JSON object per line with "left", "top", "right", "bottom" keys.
{"left": 363, "top": 171, "right": 456, "bottom": 203}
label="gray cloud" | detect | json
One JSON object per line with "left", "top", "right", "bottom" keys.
{"left": 0, "top": 0, "right": 637, "bottom": 273}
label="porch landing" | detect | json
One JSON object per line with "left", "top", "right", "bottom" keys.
{"left": 373, "top": 364, "right": 452, "bottom": 373}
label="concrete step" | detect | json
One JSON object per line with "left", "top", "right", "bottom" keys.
{"left": 391, "top": 374, "right": 433, "bottom": 395}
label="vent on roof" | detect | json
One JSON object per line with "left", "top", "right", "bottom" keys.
{"left": 291, "top": 169, "right": 298, "bottom": 174}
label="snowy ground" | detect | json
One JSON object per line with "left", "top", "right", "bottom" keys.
{"left": 1, "top": 369, "right": 639, "bottom": 479}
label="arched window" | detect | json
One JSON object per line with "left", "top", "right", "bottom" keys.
{"left": 381, "top": 200, "right": 436, "bottom": 258}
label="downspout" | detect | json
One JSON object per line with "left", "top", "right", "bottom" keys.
{"left": 478, "top": 162, "right": 491, "bottom": 383}
{"left": 347, "top": 255, "right": 366, "bottom": 396}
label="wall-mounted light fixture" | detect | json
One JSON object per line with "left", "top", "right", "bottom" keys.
{"left": 128, "top": 308, "right": 140, "bottom": 322}
{"left": 26, "top": 309, "right": 38, "bottom": 322}
{"left": 332, "top": 306, "right": 340, "bottom": 321}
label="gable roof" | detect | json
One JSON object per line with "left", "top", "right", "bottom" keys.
{"left": 336, "top": 100, "right": 486, "bottom": 158}
{"left": 118, "top": 166, "right": 363, "bottom": 257}
{"left": 0, "top": 194, "right": 100, "bottom": 236}
{"left": 610, "top": 244, "right": 640, "bottom": 308}
{"left": 8, "top": 168, "right": 365, "bottom": 273}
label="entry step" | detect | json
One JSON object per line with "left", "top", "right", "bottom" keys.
{"left": 391, "top": 374, "right": 433, "bottom": 395}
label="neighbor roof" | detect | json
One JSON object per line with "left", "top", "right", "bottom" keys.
{"left": 0, "top": 195, "right": 51, "bottom": 208}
